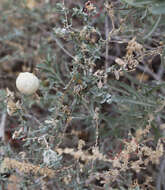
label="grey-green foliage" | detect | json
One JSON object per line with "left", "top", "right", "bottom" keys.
{"left": 35, "top": 2, "right": 165, "bottom": 144}
{"left": 121, "top": 0, "right": 165, "bottom": 15}
{"left": 120, "top": 0, "right": 165, "bottom": 40}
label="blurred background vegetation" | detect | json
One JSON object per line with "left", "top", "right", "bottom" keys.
{"left": 0, "top": 0, "right": 165, "bottom": 189}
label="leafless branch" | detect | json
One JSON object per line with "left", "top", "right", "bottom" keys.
{"left": 156, "top": 156, "right": 165, "bottom": 190}
{"left": 0, "top": 112, "right": 7, "bottom": 141}
{"left": 137, "top": 64, "right": 161, "bottom": 81}
{"left": 105, "top": 15, "right": 109, "bottom": 71}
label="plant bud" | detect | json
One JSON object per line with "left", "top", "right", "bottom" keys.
{"left": 16, "top": 72, "right": 39, "bottom": 95}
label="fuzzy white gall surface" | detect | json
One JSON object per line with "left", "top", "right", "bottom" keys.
{"left": 16, "top": 72, "right": 39, "bottom": 95}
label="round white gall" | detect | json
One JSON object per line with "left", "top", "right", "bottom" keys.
{"left": 16, "top": 72, "right": 39, "bottom": 95}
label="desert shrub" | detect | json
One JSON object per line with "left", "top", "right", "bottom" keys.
{"left": 0, "top": 0, "right": 165, "bottom": 189}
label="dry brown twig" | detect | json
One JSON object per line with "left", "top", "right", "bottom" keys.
{"left": 1, "top": 157, "right": 55, "bottom": 178}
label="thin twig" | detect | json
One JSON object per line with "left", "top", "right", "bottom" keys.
{"left": 52, "top": 35, "right": 76, "bottom": 61}
{"left": 2, "top": 157, "right": 55, "bottom": 178}
{"left": 105, "top": 15, "right": 109, "bottom": 72}
{"left": 137, "top": 64, "right": 161, "bottom": 81}
{"left": 158, "top": 64, "right": 164, "bottom": 81}
{"left": 25, "top": 113, "right": 42, "bottom": 126}
{"left": 0, "top": 112, "right": 7, "bottom": 141}
{"left": 38, "top": 25, "right": 76, "bottom": 61}
{"left": 63, "top": 0, "right": 69, "bottom": 28}
{"left": 156, "top": 156, "right": 165, "bottom": 190}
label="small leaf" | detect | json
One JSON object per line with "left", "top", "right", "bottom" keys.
{"left": 150, "top": 2, "right": 165, "bottom": 15}
{"left": 37, "top": 64, "right": 55, "bottom": 74}
{"left": 143, "top": 15, "right": 161, "bottom": 39}
{"left": 121, "top": 0, "right": 154, "bottom": 7}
